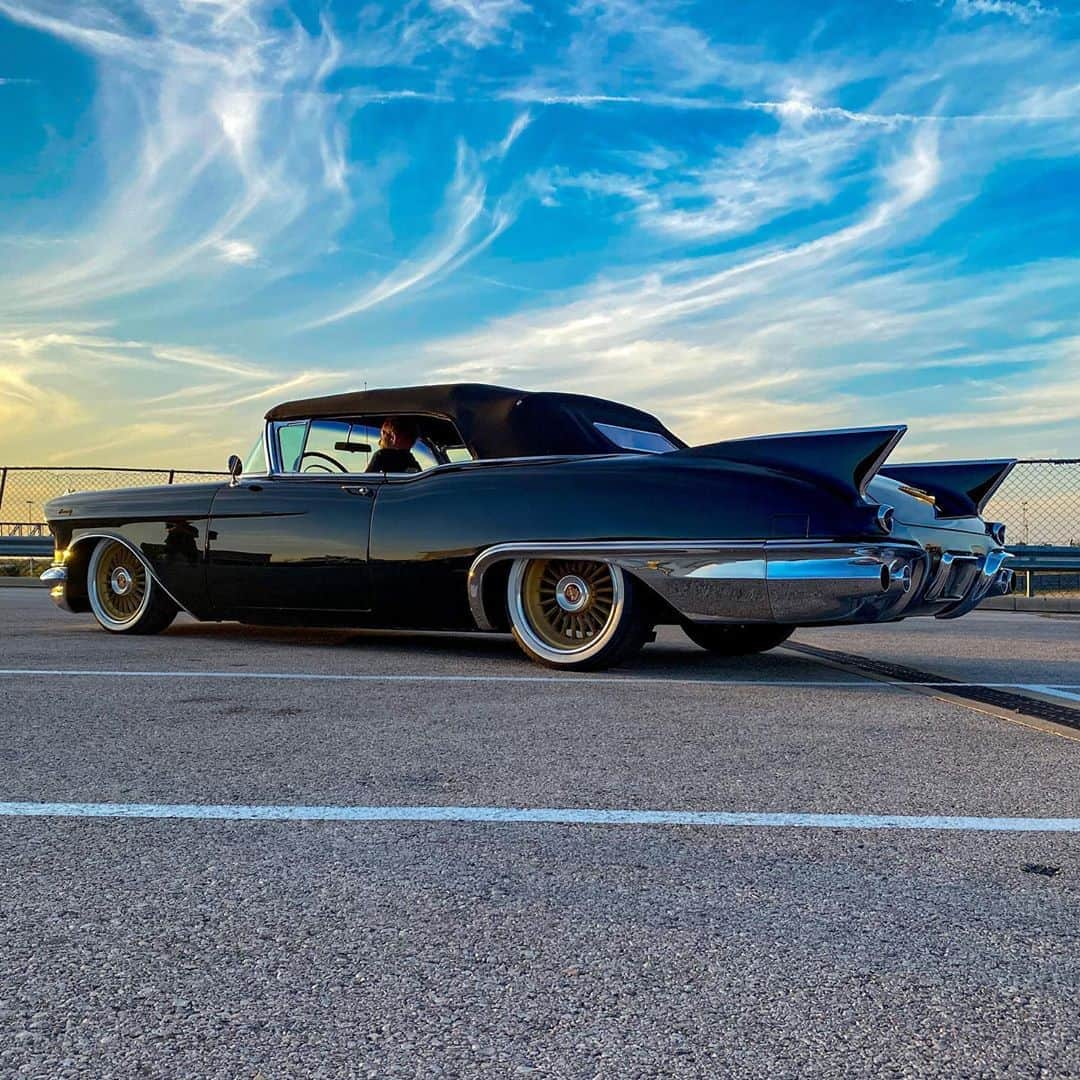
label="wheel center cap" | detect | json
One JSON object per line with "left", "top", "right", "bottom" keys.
{"left": 555, "top": 575, "right": 590, "bottom": 613}
{"left": 110, "top": 567, "right": 133, "bottom": 596}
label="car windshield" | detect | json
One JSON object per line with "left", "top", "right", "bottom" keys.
{"left": 243, "top": 435, "right": 267, "bottom": 475}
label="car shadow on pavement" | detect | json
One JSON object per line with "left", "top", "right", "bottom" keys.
{"left": 157, "top": 619, "right": 835, "bottom": 680}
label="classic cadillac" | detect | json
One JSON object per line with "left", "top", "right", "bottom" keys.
{"left": 41, "top": 383, "right": 1014, "bottom": 670}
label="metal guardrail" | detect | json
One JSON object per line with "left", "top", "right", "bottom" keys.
{"left": 0, "top": 535, "right": 53, "bottom": 556}
{"left": 1005, "top": 546, "right": 1080, "bottom": 598}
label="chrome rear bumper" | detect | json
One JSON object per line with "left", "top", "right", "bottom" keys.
{"left": 468, "top": 540, "right": 1012, "bottom": 629}
{"left": 616, "top": 542, "right": 928, "bottom": 626}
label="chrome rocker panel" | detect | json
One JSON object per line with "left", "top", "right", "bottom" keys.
{"left": 468, "top": 541, "right": 1013, "bottom": 631}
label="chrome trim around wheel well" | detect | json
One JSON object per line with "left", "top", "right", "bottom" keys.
{"left": 468, "top": 541, "right": 759, "bottom": 630}
{"left": 467, "top": 538, "right": 933, "bottom": 631}
{"left": 66, "top": 533, "right": 194, "bottom": 618}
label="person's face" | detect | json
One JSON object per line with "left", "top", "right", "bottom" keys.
{"left": 380, "top": 420, "right": 397, "bottom": 450}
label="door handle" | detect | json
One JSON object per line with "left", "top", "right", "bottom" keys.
{"left": 343, "top": 485, "right": 374, "bottom": 497}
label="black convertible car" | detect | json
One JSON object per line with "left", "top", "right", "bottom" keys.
{"left": 41, "top": 383, "right": 1014, "bottom": 670}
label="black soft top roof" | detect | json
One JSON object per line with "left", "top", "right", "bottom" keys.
{"left": 265, "top": 382, "right": 685, "bottom": 460}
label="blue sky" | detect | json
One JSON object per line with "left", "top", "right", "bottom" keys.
{"left": 0, "top": 0, "right": 1078, "bottom": 468}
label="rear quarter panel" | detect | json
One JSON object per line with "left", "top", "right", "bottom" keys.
{"left": 368, "top": 454, "right": 871, "bottom": 626}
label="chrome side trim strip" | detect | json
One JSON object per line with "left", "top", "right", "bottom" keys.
{"left": 66, "top": 533, "right": 196, "bottom": 618}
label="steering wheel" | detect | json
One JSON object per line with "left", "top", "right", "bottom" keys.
{"left": 298, "top": 451, "right": 348, "bottom": 473}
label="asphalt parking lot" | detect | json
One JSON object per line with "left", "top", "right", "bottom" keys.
{"left": 1, "top": 587, "right": 1078, "bottom": 1079}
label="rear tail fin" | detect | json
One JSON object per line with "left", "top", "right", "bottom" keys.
{"left": 879, "top": 460, "right": 1015, "bottom": 517}
{"left": 669, "top": 425, "right": 907, "bottom": 501}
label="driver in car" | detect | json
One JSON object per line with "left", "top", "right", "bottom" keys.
{"left": 366, "top": 417, "right": 422, "bottom": 474}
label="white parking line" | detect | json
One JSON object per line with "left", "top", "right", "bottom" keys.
{"left": 0, "top": 800, "right": 1078, "bottom": 831}
{"left": 0, "top": 668, "right": 1077, "bottom": 691}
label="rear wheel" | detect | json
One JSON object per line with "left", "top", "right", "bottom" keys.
{"left": 507, "top": 558, "right": 651, "bottom": 670}
{"left": 682, "top": 622, "right": 794, "bottom": 656}
{"left": 87, "top": 540, "right": 178, "bottom": 635}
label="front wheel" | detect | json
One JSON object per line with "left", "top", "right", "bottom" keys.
{"left": 682, "top": 622, "right": 794, "bottom": 656}
{"left": 506, "top": 558, "right": 651, "bottom": 670}
{"left": 87, "top": 540, "right": 178, "bottom": 635}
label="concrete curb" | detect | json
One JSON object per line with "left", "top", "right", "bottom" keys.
{"left": 981, "top": 596, "right": 1080, "bottom": 614}
{"left": 0, "top": 577, "right": 49, "bottom": 588}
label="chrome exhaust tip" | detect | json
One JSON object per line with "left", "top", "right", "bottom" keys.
{"left": 883, "top": 561, "right": 912, "bottom": 594}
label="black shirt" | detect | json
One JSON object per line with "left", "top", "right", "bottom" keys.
{"left": 366, "top": 448, "right": 421, "bottom": 474}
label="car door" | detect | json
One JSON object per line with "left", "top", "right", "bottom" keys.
{"left": 206, "top": 474, "right": 378, "bottom": 618}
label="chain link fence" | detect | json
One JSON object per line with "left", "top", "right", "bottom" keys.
{"left": 0, "top": 467, "right": 226, "bottom": 574}
{"left": 1, "top": 460, "right": 1077, "bottom": 595}
{"left": 984, "top": 459, "right": 1080, "bottom": 599}
{"left": 0, "top": 467, "right": 226, "bottom": 535}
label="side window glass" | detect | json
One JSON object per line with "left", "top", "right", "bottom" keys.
{"left": 275, "top": 422, "right": 307, "bottom": 471}
{"left": 340, "top": 423, "right": 380, "bottom": 470}
{"left": 272, "top": 416, "right": 475, "bottom": 474}
{"left": 299, "top": 420, "right": 352, "bottom": 473}
{"left": 410, "top": 439, "right": 439, "bottom": 471}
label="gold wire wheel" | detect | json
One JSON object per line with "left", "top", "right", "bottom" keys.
{"left": 89, "top": 541, "right": 150, "bottom": 629}
{"left": 519, "top": 559, "right": 618, "bottom": 651}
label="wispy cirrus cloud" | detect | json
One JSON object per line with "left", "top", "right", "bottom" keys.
{"left": 952, "top": 0, "right": 1056, "bottom": 23}
{"left": 430, "top": 0, "right": 529, "bottom": 48}
{"left": 0, "top": 0, "right": 352, "bottom": 314}
{"left": 2, "top": 0, "right": 1079, "bottom": 468}
{"left": 431, "top": 129, "right": 945, "bottom": 358}
{"left": 425, "top": 116, "right": 1080, "bottom": 457}
{"left": 306, "top": 113, "right": 529, "bottom": 327}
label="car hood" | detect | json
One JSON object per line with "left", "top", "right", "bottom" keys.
{"left": 45, "top": 481, "right": 224, "bottom": 524}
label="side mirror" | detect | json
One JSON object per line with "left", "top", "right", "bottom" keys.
{"left": 227, "top": 454, "right": 243, "bottom": 487}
